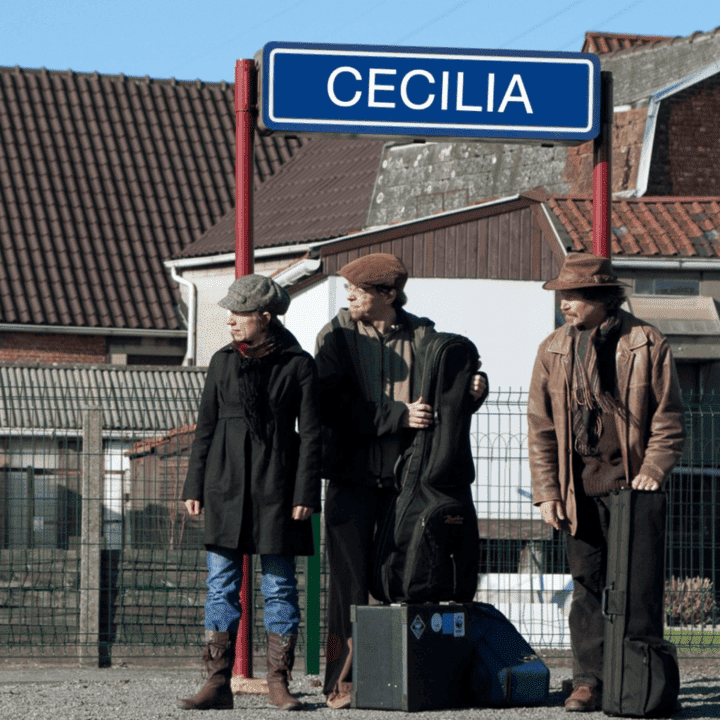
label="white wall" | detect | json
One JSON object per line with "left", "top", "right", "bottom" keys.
{"left": 282, "top": 275, "right": 555, "bottom": 392}
{"left": 282, "top": 275, "right": 556, "bottom": 522}
{"left": 184, "top": 267, "right": 335, "bottom": 366}
{"left": 401, "top": 277, "right": 554, "bottom": 392}
{"left": 185, "top": 268, "right": 556, "bottom": 383}
{"left": 181, "top": 266, "right": 236, "bottom": 367}
{"left": 282, "top": 277, "right": 339, "bottom": 354}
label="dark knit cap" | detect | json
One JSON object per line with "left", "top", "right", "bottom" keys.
{"left": 338, "top": 253, "right": 408, "bottom": 291}
{"left": 218, "top": 274, "right": 290, "bottom": 315}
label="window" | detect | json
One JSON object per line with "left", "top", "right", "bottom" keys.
{"left": 634, "top": 278, "right": 699, "bottom": 296}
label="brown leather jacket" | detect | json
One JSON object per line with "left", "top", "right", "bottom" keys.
{"left": 528, "top": 309, "right": 685, "bottom": 536}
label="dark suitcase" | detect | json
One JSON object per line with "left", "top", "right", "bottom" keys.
{"left": 467, "top": 601, "right": 550, "bottom": 705}
{"left": 371, "top": 333, "right": 482, "bottom": 604}
{"left": 352, "top": 602, "right": 549, "bottom": 712}
{"left": 601, "top": 489, "right": 680, "bottom": 717}
{"left": 351, "top": 603, "right": 475, "bottom": 712}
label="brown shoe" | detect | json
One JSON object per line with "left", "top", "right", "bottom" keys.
{"left": 267, "top": 632, "right": 303, "bottom": 711}
{"left": 565, "top": 684, "right": 601, "bottom": 712}
{"left": 177, "top": 631, "right": 235, "bottom": 710}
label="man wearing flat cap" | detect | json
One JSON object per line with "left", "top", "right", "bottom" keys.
{"left": 314, "top": 253, "right": 488, "bottom": 709}
{"left": 527, "top": 253, "right": 685, "bottom": 711}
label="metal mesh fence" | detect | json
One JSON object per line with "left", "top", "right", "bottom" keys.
{"left": 0, "top": 366, "right": 718, "bottom": 666}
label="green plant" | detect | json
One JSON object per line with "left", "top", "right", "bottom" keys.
{"left": 665, "top": 576, "right": 718, "bottom": 626}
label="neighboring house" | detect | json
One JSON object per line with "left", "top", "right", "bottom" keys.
{"left": 0, "top": 362, "right": 208, "bottom": 654}
{"left": 365, "top": 27, "right": 720, "bottom": 225}
{"left": 165, "top": 135, "right": 385, "bottom": 364}
{"left": 166, "top": 27, "right": 720, "bottom": 379}
{"left": 0, "top": 363, "right": 205, "bottom": 549}
{"left": 0, "top": 65, "right": 304, "bottom": 366}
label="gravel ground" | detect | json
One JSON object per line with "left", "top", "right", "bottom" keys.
{"left": 0, "top": 662, "right": 717, "bottom": 720}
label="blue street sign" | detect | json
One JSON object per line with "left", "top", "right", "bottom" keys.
{"left": 257, "top": 41, "right": 601, "bottom": 144}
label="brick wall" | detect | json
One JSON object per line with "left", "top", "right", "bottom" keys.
{"left": 647, "top": 73, "right": 720, "bottom": 196}
{"left": 0, "top": 332, "right": 107, "bottom": 364}
{"left": 563, "top": 107, "right": 647, "bottom": 195}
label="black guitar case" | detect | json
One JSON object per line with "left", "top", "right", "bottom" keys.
{"left": 371, "top": 332, "right": 483, "bottom": 604}
{"left": 602, "top": 489, "right": 680, "bottom": 717}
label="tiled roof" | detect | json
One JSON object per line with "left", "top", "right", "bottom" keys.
{"left": 0, "top": 362, "right": 205, "bottom": 431}
{"left": 599, "top": 26, "right": 720, "bottom": 105}
{"left": 547, "top": 196, "right": 720, "bottom": 258}
{"left": 582, "top": 32, "right": 678, "bottom": 55}
{"left": 178, "top": 136, "right": 385, "bottom": 258}
{"left": 0, "top": 66, "right": 302, "bottom": 330}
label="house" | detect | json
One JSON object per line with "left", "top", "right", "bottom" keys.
{"left": 365, "top": 27, "right": 720, "bottom": 225}
{"left": 0, "top": 362, "right": 208, "bottom": 657}
{"left": 0, "top": 362, "right": 206, "bottom": 549}
{"left": 164, "top": 135, "right": 385, "bottom": 364}
{"left": 0, "top": 65, "right": 305, "bottom": 366}
{"left": 166, "top": 27, "right": 720, "bottom": 385}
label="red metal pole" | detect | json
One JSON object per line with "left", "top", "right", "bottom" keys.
{"left": 236, "top": 59, "right": 255, "bottom": 278}
{"left": 592, "top": 72, "right": 613, "bottom": 259}
{"left": 234, "top": 58, "right": 255, "bottom": 680}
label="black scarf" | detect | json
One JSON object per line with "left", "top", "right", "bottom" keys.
{"left": 568, "top": 313, "right": 623, "bottom": 456}
{"left": 232, "top": 323, "right": 283, "bottom": 442}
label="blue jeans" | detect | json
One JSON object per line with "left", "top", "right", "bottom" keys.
{"left": 204, "top": 547, "right": 300, "bottom": 636}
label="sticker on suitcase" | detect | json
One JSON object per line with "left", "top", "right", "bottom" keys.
{"left": 441, "top": 612, "right": 465, "bottom": 636}
{"left": 411, "top": 614, "right": 426, "bottom": 640}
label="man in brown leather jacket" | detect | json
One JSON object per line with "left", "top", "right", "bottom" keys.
{"left": 528, "top": 253, "right": 685, "bottom": 712}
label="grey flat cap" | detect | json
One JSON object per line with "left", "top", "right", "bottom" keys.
{"left": 218, "top": 274, "right": 290, "bottom": 315}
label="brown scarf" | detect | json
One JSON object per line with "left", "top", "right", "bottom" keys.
{"left": 568, "top": 313, "right": 623, "bottom": 456}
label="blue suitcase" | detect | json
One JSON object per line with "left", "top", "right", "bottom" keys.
{"left": 467, "top": 601, "right": 550, "bottom": 705}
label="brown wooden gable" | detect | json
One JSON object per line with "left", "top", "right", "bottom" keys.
{"left": 319, "top": 194, "right": 561, "bottom": 283}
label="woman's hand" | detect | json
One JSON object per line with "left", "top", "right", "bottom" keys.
{"left": 184, "top": 499, "right": 201, "bottom": 516}
{"left": 292, "top": 505, "right": 313, "bottom": 521}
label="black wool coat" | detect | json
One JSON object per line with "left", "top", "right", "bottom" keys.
{"left": 182, "top": 330, "right": 322, "bottom": 555}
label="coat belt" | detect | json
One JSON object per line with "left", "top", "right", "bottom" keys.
{"left": 218, "top": 404, "right": 244, "bottom": 419}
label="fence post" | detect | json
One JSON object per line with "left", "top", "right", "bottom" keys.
{"left": 79, "top": 408, "right": 102, "bottom": 667}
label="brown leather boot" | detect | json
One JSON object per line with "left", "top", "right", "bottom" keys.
{"left": 177, "top": 631, "right": 235, "bottom": 710}
{"left": 267, "top": 632, "right": 303, "bottom": 711}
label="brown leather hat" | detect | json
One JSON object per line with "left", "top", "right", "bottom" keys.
{"left": 543, "top": 252, "right": 629, "bottom": 291}
{"left": 338, "top": 253, "right": 408, "bottom": 291}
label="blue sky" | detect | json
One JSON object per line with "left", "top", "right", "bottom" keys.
{"left": 1, "top": 0, "right": 718, "bottom": 83}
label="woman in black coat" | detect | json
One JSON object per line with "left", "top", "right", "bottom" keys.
{"left": 178, "top": 274, "right": 321, "bottom": 712}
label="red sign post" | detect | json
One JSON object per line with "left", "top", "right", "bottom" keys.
{"left": 234, "top": 58, "right": 255, "bottom": 680}
{"left": 592, "top": 72, "right": 613, "bottom": 259}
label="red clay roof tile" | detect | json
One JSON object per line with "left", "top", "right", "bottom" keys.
{"left": 549, "top": 196, "right": 720, "bottom": 258}
{"left": 582, "top": 31, "right": 678, "bottom": 56}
